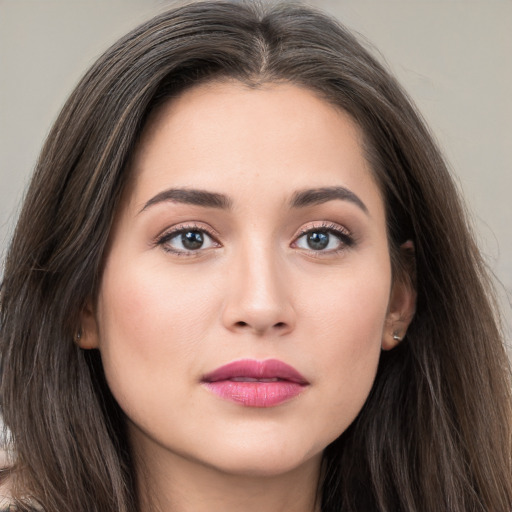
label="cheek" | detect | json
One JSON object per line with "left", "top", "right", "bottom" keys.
{"left": 297, "top": 256, "right": 391, "bottom": 349}
{"left": 295, "top": 258, "right": 390, "bottom": 433}
{"left": 98, "top": 256, "right": 216, "bottom": 352}
{"left": 94, "top": 256, "right": 220, "bottom": 412}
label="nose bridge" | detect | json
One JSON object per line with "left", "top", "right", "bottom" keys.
{"left": 222, "top": 238, "right": 295, "bottom": 335}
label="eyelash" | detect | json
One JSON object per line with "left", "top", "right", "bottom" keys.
{"left": 154, "top": 221, "right": 355, "bottom": 257}
{"left": 293, "top": 222, "right": 355, "bottom": 255}
{"left": 155, "top": 223, "right": 220, "bottom": 256}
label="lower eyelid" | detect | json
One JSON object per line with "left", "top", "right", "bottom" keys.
{"left": 175, "top": 231, "right": 215, "bottom": 244}
{"left": 154, "top": 222, "right": 354, "bottom": 254}
{"left": 295, "top": 233, "right": 346, "bottom": 249}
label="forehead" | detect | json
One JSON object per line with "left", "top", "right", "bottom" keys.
{"left": 126, "top": 80, "right": 383, "bottom": 216}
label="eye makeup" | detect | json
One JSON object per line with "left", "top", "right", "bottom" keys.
{"left": 154, "top": 222, "right": 221, "bottom": 256}
{"left": 292, "top": 221, "right": 355, "bottom": 255}
{"left": 152, "top": 218, "right": 356, "bottom": 259}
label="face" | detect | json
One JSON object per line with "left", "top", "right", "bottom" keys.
{"left": 82, "top": 81, "right": 414, "bottom": 478}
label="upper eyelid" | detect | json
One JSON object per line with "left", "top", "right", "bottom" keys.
{"left": 154, "top": 225, "right": 221, "bottom": 257}
{"left": 153, "top": 220, "right": 354, "bottom": 249}
{"left": 155, "top": 222, "right": 220, "bottom": 242}
{"left": 292, "top": 222, "right": 356, "bottom": 251}
{"left": 294, "top": 221, "right": 352, "bottom": 238}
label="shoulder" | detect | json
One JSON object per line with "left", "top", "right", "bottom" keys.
{"left": 0, "top": 472, "right": 39, "bottom": 512}
{"left": 0, "top": 508, "right": 40, "bottom": 512}
{"left": 0, "top": 469, "right": 14, "bottom": 507}
{"left": 0, "top": 477, "right": 13, "bottom": 510}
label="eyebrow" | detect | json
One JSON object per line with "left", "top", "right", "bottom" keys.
{"left": 139, "top": 185, "right": 367, "bottom": 215}
{"left": 139, "top": 188, "right": 232, "bottom": 213}
{"left": 290, "top": 186, "right": 368, "bottom": 214}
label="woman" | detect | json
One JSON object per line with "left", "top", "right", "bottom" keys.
{"left": 1, "top": 1, "right": 511, "bottom": 511}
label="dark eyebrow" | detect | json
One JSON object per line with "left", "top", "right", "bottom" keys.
{"left": 139, "top": 188, "right": 232, "bottom": 213}
{"left": 290, "top": 186, "right": 368, "bottom": 214}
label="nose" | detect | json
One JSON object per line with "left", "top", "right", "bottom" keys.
{"left": 221, "top": 246, "right": 296, "bottom": 337}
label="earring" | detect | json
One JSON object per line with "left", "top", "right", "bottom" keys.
{"left": 74, "top": 328, "right": 82, "bottom": 344}
{"left": 392, "top": 331, "right": 402, "bottom": 342}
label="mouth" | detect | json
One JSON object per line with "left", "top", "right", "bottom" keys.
{"left": 202, "top": 359, "right": 309, "bottom": 407}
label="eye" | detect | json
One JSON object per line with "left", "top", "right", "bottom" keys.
{"left": 293, "top": 224, "right": 354, "bottom": 253}
{"left": 156, "top": 226, "right": 219, "bottom": 255}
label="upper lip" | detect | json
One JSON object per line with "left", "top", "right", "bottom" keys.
{"left": 202, "top": 359, "right": 309, "bottom": 384}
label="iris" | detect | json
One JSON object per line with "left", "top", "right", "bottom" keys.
{"left": 307, "top": 231, "right": 329, "bottom": 250}
{"left": 182, "top": 230, "right": 204, "bottom": 250}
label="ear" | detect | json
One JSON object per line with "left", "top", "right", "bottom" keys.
{"left": 76, "top": 299, "right": 100, "bottom": 350}
{"left": 382, "top": 241, "right": 417, "bottom": 350}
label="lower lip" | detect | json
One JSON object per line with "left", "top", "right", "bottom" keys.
{"left": 204, "top": 381, "right": 306, "bottom": 407}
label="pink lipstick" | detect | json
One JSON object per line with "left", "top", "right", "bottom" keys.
{"left": 202, "top": 359, "right": 308, "bottom": 407}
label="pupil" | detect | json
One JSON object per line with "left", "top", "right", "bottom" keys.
{"left": 182, "top": 231, "right": 203, "bottom": 250}
{"left": 307, "top": 231, "right": 329, "bottom": 250}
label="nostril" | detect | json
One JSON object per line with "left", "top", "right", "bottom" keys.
{"left": 229, "top": 319, "right": 292, "bottom": 333}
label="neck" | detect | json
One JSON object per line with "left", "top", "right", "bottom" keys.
{"left": 133, "top": 441, "right": 322, "bottom": 512}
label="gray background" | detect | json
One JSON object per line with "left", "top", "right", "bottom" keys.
{"left": 1, "top": 0, "right": 511, "bottom": 341}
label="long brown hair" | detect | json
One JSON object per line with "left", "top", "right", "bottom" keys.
{"left": 1, "top": 2, "right": 511, "bottom": 511}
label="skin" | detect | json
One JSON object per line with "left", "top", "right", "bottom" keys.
{"left": 81, "top": 81, "right": 415, "bottom": 512}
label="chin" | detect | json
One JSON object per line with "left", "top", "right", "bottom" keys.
{"left": 194, "top": 434, "right": 326, "bottom": 479}
{"left": 208, "top": 452, "right": 322, "bottom": 479}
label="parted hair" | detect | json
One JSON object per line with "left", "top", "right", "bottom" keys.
{"left": 1, "top": 2, "right": 511, "bottom": 511}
